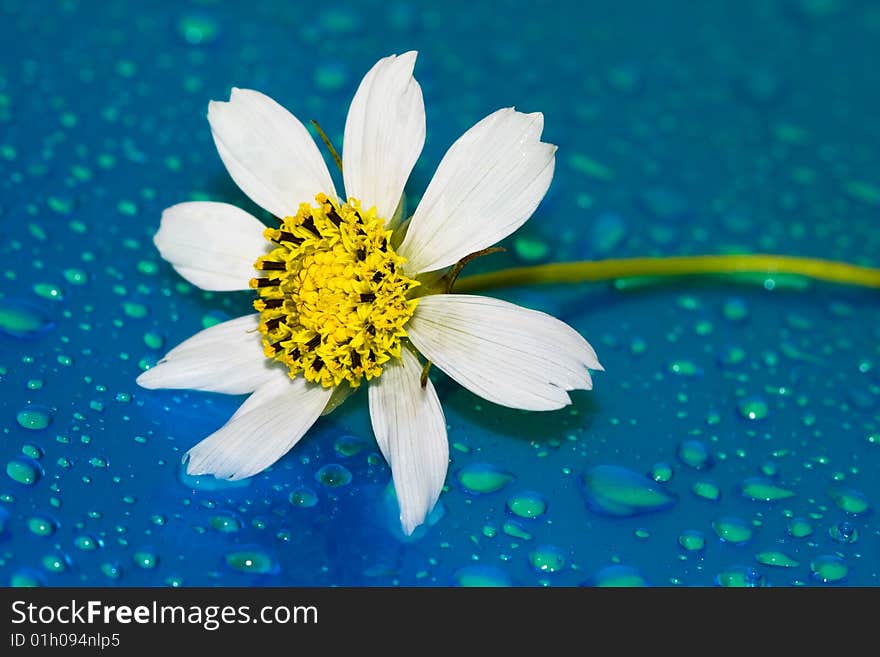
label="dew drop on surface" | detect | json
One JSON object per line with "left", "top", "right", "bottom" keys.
{"left": 677, "top": 440, "right": 712, "bottom": 470}
{"left": 453, "top": 565, "right": 513, "bottom": 587}
{"left": 505, "top": 491, "right": 548, "bottom": 519}
{"left": 225, "top": 550, "right": 276, "bottom": 575}
{"left": 755, "top": 551, "right": 799, "bottom": 568}
{"left": 6, "top": 457, "right": 43, "bottom": 486}
{"left": 692, "top": 480, "right": 721, "bottom": 501}
{"left": 786, "top": 517, "right": 814, "bottom": 538}
{"left": 0, "top": 299, "right": 53, "bottom": 339}
{"left": 177, "top": 14, "right": 220, "bottom": 45}
{"left": 810, "top": 555, "right": 848, "bottom": 583}
{"left": 289, "top": 488, "right": 318, "bottom": 508}
{"left": 740, "top": 477, "right": 795, "bottom": 502}
{"left": 529, "top": 545, "right": 567, "bottom": 573}
{"left": 74, "top": 534, "right": 101, "bottom": 551}
{"left": 42, "top": 553, "right": 70, "bottom": 573}
{"left": 650, "top": 462, "right": 673, "bottom": 483}
{"left": 100, "top": 562, "right": 123, "bottom": 580}
{"left": 315, "top": 463, "right": 352, "bottom": 488}
{"left": 827, "top": 488, "right": 871, "bottom": 515}
{"left": 584, "top": 565, "right": 649, "bottom": 587}
{"left": 829, "top": 521, "right": 859, "bottom": 544}
{"left": 712, "top": 517, "right": 753, "bottom": 544}
{"left": 333, "top": 434, "right": 368, "bottom": 457}
{"left": 737, "top": 396, "right": 769, "bottom": 421}
{"left": 16, "top": 407, "right": 51, "bottom": 430}
{"left": 580, "top": 465, "right": 677, "bottom": 517}
{"left": 10, "top": 569, "right": 44, "bottom": 587}
{"left": 715, "top": 566, "right": 765, "bottom": 587}
{"left": 133, "top": 550, "right": 158, "bottom": 569}
{"left": 456, "top": 463, "right": 515, "bottom": 494}
{"left": 26, "top": 515, "right": 57, "bottom": 536}
{"left": 678, "top": 530, "right": 705, "bottom": 551}
{"left": 209, "top": 514, "right": 242, "bottom": 533}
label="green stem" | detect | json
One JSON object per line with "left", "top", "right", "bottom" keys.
{"left": 452, "top": 254, "right": 880, "bottom": 293}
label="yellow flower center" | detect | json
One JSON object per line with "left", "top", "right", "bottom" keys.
{"left": 251, "top": 194, "right": 419, "bottom": 388}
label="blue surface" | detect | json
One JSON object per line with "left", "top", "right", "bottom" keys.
{"left": 1, "top": 0, "right": 878, "bottom": 586}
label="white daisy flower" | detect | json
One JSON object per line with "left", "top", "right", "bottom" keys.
{"left": 137, "top": 52, "right": 602, "bottom": 535}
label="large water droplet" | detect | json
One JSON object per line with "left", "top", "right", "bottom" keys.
{"left": 529, "top": 545, "right": 567, "bottom": 573}
{"left": 740, "top": 477, "right": 795, "bottom": 502}
{"left": 827, "top": 488, "right": 870, "bottom": 515}
{"left": 580, "top": 465, "right": 677, "bottom": 517}
{"left": 506, "top": 491, "right": 548, "bottom": 519}
{"left": 6, "top": 457, "right": 43, "bottom": 486}
{"left": 16, "top": 407, "right": 52, "bottom": 430}
{"left": 456, "top": 463, "right": 514, "bottom": 494}
{"left": 712, "top": 517, "right": 753, "bottom": 544}
{"left": 225, "top": 550, "right": 276, "bottom": 575}
{"left": 810, "top": 555, "right": 848, "bottom": 583}
{"left": 315, "top": 464, "right": 352, "bottom": 487}
{"left": 0, "top": 299, "right": 54, "bottom": 339}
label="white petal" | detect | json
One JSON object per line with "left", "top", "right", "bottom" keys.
{"left": 368, "top": 348, "right": 448, "bottom": 535}
{"left": 137, "top": 314, "right": 273, "bottom": 395}
{"left": 154, "top": 202, "right": 267, "bottom": 291}
{"left": 185, "top": 374, "right": 331, "bottom": 480}
{"left": 343, "top": 52, "right": 425, "bottom": 225}
{"left": 208, "top": 88, "right": 337, "bottom": 218}
{"left": 398, "top": 108, "right": 556, "bottom": 274}
{"left": 406, "top": 294, "right": 601, "bottom": 411}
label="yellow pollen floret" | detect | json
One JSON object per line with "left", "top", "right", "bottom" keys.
{"left": 251, "top": 194, "right": 419, "bottom": 388}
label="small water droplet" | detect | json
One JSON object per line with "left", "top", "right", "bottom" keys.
{"left": 712, "top": 517, "right": 753, "bottom": 544}
{"left": 740, "top": 477, "right": 795, "bottom": 502}
{"left": 225, "top": 550, "right": 276, "bottom": 574}
{"left": 737, "top": 396, "right": 769, "bottom": 421}
{"left": 529, "top": 545, "right": 567, "bottom": 573}
{"left": 677, "top": 440, "right": 712, "bottom": 470}
{"left": 584, "top": 565, "right": 649, "bottom": 587}
{"left": 453, "top": 565, "right": 513, "bottom": 587}
{"left": 289, "top": 488, "right": 318, "bottom": 508}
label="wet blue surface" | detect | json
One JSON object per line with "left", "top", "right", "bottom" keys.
{"left": 1, "top": 0, "right": 878, "bottom": 586}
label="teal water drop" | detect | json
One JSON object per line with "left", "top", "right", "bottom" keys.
{"left": 457, "top": 463, "right": 515, "bottom": 494}
{"left": 580, "top": 465, "right": 677, "bottom": 517}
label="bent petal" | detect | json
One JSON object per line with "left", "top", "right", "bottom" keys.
{"left": 154, "top": 202, "right": 267, "bottom": 291}
{"left": 185, "top": 374, "right": 331, "bottom": 480}
{"left": 136, "top": 314, "right": 273, "bottom": 395}
{"left": 368, "top": 347, "right": 448, "bottom": 535}
{"left": 343, "top": 51, "right": 425, "bottom": 225}
{"left": 208, "top": 88, "right": 337, "bottom": 218}
{"left": 398, "top": 108, "right": 556, "bottom": 274}
{"left": 406, "top": 294, "right": 601, "bottom": 411}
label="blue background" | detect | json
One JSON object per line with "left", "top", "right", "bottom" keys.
{"left": 1, "top": 0, "right": 878, "bottom": 586}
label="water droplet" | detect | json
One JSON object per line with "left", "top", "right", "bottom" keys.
{"left": 506, "top": 491, "right": 548, "bottom": 519}
{"left": 209, "top": 514, "right": 242, "bottom": 533}
{"left": 677, "top": 440, "right": 712, "bottom": 470}
{"left": 740, "top": 477, "right": 795, "bottom": 502}
{"left": 829, "top": 521, "right": 859, "bottom": 544}
{"left": 502, "top": 521, "right": 532, "bottom": 540}
{"left": 715, "top": 566, "right": 765, "bottom": 587}
{"left": 669, "top": 360, "right": 701, "bottom": 377}
{"left": 333, "top": 434, "right": 368, "bottom": 457}
{"left": 74, "top": 534, "right": 101, "bottom": 551}
{"left": 225, "top": 550, "right": 276, "bottom": 574}
{"left": 529, "top": 545, "right": 567, "bottom": 573}
{"left": 755, "top": 551, "right": 799, "bottom": 568}
{"left": 712, "top": 517, "right": 753, "bottom": 544}
{"left": 810, "top": 555, "right": 848, "bottom": 583}
{"left": 650, "top": 462, "right": 673, "bottom": 483}
{"left": 678, "top": 530, "right": 706, "bottom": 551}
{"left": 42, "top": 553, "right": 71, "bottom": 573}
{"left": 692, "top": 480, "right": 721, "bottom": 501}
{"left": 100, "top": 562, "right": 123, "bottom": 580}
{"left": 26, "top": 515, "right": 58, "bottom": 536}
{"left": 453, "top": 565, "right": 513, "bottom": 587}
{"left": 177, "top": 14, "right": 220, "bottom": 45}
{"left": 10, "top": 569, "right": 44, "bottom": 587}
{"left": 6, "top": 457, "right": 43, "bottom": 486}
{"left": 0, "top": 299, "right": 53, "bottom": 339}
{"left": 16, "top": 407, "right": 51, "bottom": 430}
{"left": 737, "top": 396, "right": 769, "bottom": 421}
{"left": 457, "top": 463, "right": 514, "bottom": 494}
{"left": 722, "top": 297, "right": 749, "bottom": 322}
{"left": 584, "top": 565, "right": 649, "bottom": 587}
{"left": 580, "top": 465, "right": 677, "bottom": 517}
{"left": 33, "top": 282, "right": 63, "bottom": 301}
{"left": 133, "top": 550, "right": 158, "bottom": 569}
{"left": 828, "top": 488, "right": 870, "bottom": 515}
{"left": 315, "top": 463, "right": 352, "bottom": 487}
{"left": 786, "top": 517, "right": 813, "bottom": 538}
{"left": 289, "top": 488, "right": 318, "bottom": 508}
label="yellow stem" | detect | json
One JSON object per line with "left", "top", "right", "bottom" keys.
{"left": 452, "top": 254, "right": 880, "bottom": 293}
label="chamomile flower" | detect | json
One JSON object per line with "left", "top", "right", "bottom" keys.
{"left": 137, "top": 52, "right": 602, "bottom": 535}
